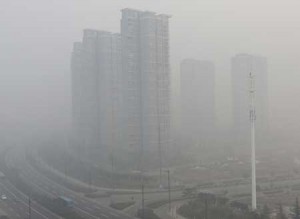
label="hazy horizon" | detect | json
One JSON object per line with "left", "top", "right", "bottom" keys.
{"left": 1, "top": 0, "right": 300, "bottom": 141}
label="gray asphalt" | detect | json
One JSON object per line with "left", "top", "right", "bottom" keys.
{"left": 6, "top": 148, "right": 136, "bottom": 219}
{"left": 0, "top": 179, "right": 62, "bottom": 219}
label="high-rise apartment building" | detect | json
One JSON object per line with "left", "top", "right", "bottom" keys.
{"left": 180, "top": 59, "right": 215, "bottom": 148}
{"left": 121, "top": 9, "right": 171, "bottom": 164}
{"left": 71, "top": 9, "right": 171, "bottom": 169}
{"left": 71, "top": 29, "right": 122, "bottom": 158}
{"left": 231, "top": 54, "right": 268, "bottom": 152}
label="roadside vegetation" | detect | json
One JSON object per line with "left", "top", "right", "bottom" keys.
{"left": 178, "top": 192, "right": 271, "bottom": 219}
{"left": 110, "top": 201, "right": 135, "bottom": 210}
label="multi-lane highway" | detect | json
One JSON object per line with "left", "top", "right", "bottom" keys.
{"left": 0, "top": 179, "right": 63, "bottom": 219}
{"left": 0, "top": 146, "right": 63, "bottom": 219}
{"left": 5, "top": 147, "right": 136, "bottom": 219}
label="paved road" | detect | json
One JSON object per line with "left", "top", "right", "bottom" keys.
{"left": 0, "top": 147, "right": 62, "bottom": 219}
{"left": 6, "top": 148, "right": 136, "bottom": 219}
{"left": 0, "top": 180, "right": 26, "bottom": 219}
{"left": 0, "top": 178, "right": 62, "bottom": 219}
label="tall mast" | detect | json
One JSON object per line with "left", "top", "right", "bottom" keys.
{"left": 249, "top": 72, "right": 257, "bottom": 210}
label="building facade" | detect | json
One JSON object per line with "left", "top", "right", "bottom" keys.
{"left": 121, "top": 9, "right": 171, "bottom": 167}
{"left": 71, "top": 30, "right": 122, "bottom": 159}
{"left": 180, "top": 59, "right": 215, "bottom": 149}
{"left": 71, "top": 9, "right": 171, "bottom": 169}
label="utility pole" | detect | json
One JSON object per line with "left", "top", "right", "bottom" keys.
{"left": 88, "top": 138, "right": 93, "bottom": 193}
{"left": 63, "top": 142, "right": 68, "bottom": 185}
{"left": 139, "top": 57, "right": 145, "bottom": 219}
{"left": 28, "top": 196, "right": 31, "bottom": 219}
{"left": 156, "top": 55, "right": 163, "bottom": 189}
{"left": 140, "top": 91, "right": 145, "bottom": 219}
{"left": 166, "top": 170, "right": 171, "bottom": 212}
{"left": 137, "top": 31, "right": 146, "bottom": 218}
{"left": 110, "top": 151, "right": 115, "bottom": 204}
{"left": 88, "top": 166, "right": 92, "bottom": 192}
{"left": 204, "top": 194, "right": 208, "bottom": 219}
{"left": 110, "top": 36, "right": 116, "bottom": 204}
{"left": 141, "top": 181, "right": 145, "bottom": 219}
{"left": 158, "top": 132, "right": 162, "bottom": 189}
{"left": 249, "top": 72, "right": 257, "bottom": 210}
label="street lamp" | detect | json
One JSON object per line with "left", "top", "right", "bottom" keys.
{"left": 165, "top": 170, "right": 171, "bottom": 212}
{"left": 132, "top": 170, "right": 145, "bottom": 219}
{"left": 28, "top": 194, "right": 31, "bottom": 219}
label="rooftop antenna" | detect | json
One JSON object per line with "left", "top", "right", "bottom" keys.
{"left": 249, "top": 72, "right": 257, "bottom": 210}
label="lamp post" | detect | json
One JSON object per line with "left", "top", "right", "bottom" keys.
{"left": 165, "top": 170, "right": 171, "bottom": 212}
{"left": 28, "top": 196, "right": 31, "bottom": 219}
{"left": 249, "top": 72, "right": 257, "bottom": 210}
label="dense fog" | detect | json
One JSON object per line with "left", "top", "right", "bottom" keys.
{"left": 1, "top": 1, "right": 300, "bottom": 218}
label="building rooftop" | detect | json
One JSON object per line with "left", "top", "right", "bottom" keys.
{"left": 122, "top": 8, "right": 171, "bottom": 18}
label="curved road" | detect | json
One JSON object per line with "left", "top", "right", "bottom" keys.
{"left": 5, "top": 147, "right": 136, "bottom": 219}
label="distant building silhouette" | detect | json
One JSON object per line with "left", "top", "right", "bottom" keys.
{"left": 180, "top": 59, "right": 215, "bottom": 149}
{"left": 231, "top": 53, "right": 268, "bottom": 153}
{"left": 71, "top": 9, "right": 171, "bottom": 169}
{"left": 71, "top": 30, "right": 122, "bottom": 158}
{"left": 121, "top": 9, "right": 171, "bottom": 166}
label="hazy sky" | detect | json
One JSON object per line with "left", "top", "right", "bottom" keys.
{"left": 1, "top": 0, "right": 300, "bottom": 138}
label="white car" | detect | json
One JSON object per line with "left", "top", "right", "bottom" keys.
{"left": 1, "top": 195, "right": 7, "bottom": 200}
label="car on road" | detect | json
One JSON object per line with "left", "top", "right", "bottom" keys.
{"left": 54, "top": 196, "right": 74, "bottom": 208}
{"left": 1, "top": 195, "right": 7, "bottom": 200}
